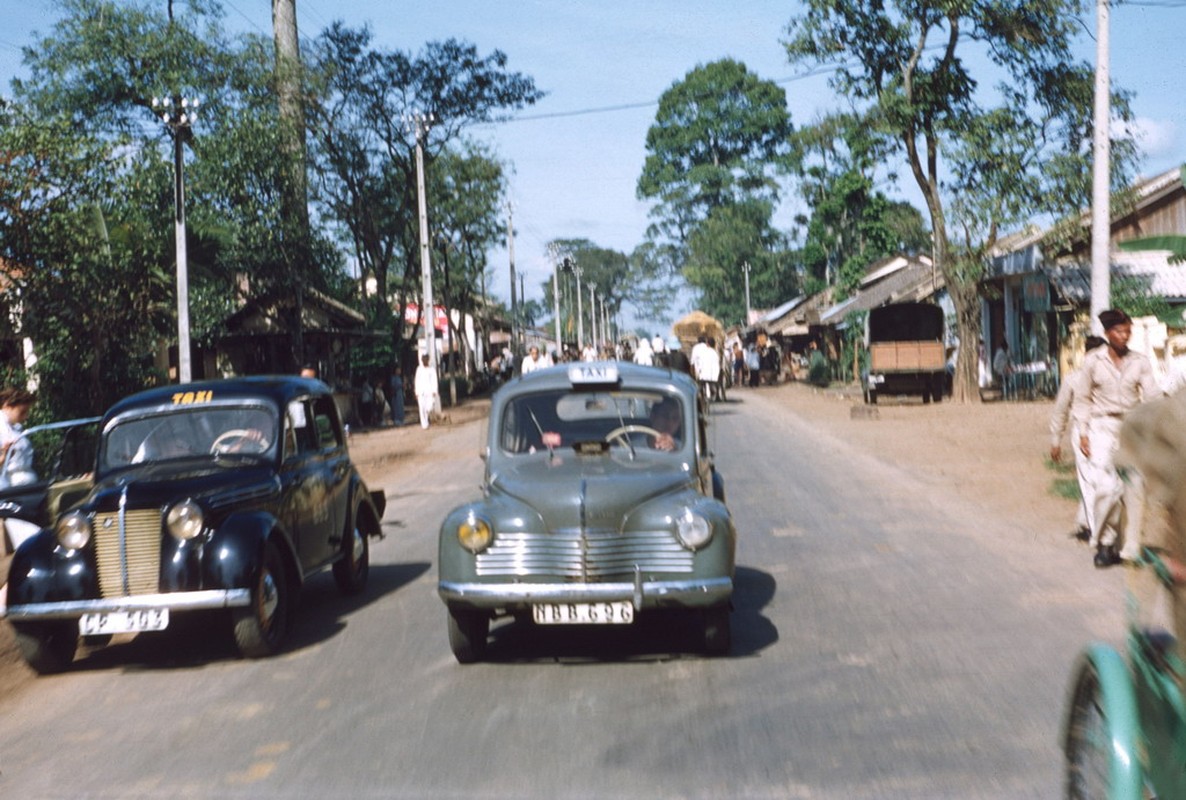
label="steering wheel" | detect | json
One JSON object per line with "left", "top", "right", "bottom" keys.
{"left": 604, "top": 424, "right": 662, "bottom": 448}
{"left": 211, "top": 429, "right": 268, "bottom": 454}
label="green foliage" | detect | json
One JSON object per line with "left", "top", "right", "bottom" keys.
{"left": 785, "top": 0, "right": 1140, "bottom": 401}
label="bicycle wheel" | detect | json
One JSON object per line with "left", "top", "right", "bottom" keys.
{"left": 1064, "top": 649, "right": 1144, "bottom": 800}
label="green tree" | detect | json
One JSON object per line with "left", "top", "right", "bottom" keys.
{"left": 638, "top": 59, "right": 793, "bottom": 243}
{"left": 685, "top": 201, "right": 794, "bottom": 325}
{"left": 786, "top": 0, "right": 1138, "bottom": 401}
{"left": 305, "top": 26, "right": 543, "bottom": 353}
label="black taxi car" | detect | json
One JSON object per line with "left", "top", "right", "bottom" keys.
{"left": 437, "top": 361, "right": 736, "bottom": 662}
{"left": 2, "top": 376, "right": 386, "bottom": 672}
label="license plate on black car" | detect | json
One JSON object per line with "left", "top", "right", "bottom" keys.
{"left": 79, "top": 609, "right": 170, "bottom": 636}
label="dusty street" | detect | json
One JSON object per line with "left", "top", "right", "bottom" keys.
{"left": 0, "top": 380, "right": 1091, "bottom": 702}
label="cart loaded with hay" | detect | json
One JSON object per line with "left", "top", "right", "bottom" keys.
{"left": 672, "top": 310, "right": 728, "bottom": 402}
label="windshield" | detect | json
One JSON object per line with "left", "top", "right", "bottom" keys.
{"left": 499, "top": 389, "right": 687, "bottom": 455}
{"left": 100, "top": 404, "right": 278, "bottom": 471}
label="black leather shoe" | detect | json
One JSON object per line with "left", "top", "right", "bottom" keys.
{"left": 1094, "top": 546, "right": 1121, "bottom": 568}
{"left": 1072, "top": 527, "right": 1091, "bottom": 543}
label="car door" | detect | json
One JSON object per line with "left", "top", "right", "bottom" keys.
{"left": 279, "top": 398, "right": 333, "bottom": 572}
{"left": 308, "top": 394, "right": 351, "bottom": 558}
{"left": 1, "top": 418, "right": 100, "bottom": 554}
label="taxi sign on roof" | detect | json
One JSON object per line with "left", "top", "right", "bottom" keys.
{"left": 567, "top": 363, "right": 620, "bottom": 386}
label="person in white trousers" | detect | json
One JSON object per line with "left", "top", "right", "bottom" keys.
{"left": 414, "top": 355, "right": 439, "bottom": 430}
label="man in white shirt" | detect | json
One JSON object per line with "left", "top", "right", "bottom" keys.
{"left": 632, "top": 338, "right": 653, "bottom": 366}
{"left": 520, "top": 345, "right": 548, "bottom": 374}
{"left": 414, "top": 355, "right": 440, "bottom": 429}
{"left": 690, "top": 336, "right": 722, "bottom": 402}
{"left": 1073, "top": 309, "right": 1162, "bottom": 566}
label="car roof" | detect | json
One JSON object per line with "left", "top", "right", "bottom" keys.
{"left": 102, "top": 376, "right": 329, "bottom": 422}
{"left": 498, "top": 361, "right": 698, "bottom": 398}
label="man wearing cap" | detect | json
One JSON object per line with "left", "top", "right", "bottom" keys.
{"left": 1073, "top": 309, "right": 1162, "bottom": 567}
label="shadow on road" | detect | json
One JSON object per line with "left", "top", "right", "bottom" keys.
{"left": 472, "top": 565, "right": 778, "bottom": 664}
{"left": 68, "top": 561, "right": 431, "bottom": 673}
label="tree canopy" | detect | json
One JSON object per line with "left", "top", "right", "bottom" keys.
{"left": 786, "top": 0, "right": 1138, "bottom": 401}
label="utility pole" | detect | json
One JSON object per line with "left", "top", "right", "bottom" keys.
{"left": 589, "top": 284, "right": 598, "bottom": 356}
{"left": 411, "top": 112, "right": 437, "bottom": 375}
{"left": 572, "top": 263, "right": 583, "bottom": 351}
{"left": 1090, "top": 0, "right": 1112, "bottom": 332}
{"left": 742, "top": 261, "right": 752, "bottom": 326}
{"left": 548, "top": 244, "right": 564, "bottom": 360}
{"left": 152, "top": 94, "right": 198, "bottom": 383}
{"left": 507, "top": 201, "right": 518, "bottom": 354}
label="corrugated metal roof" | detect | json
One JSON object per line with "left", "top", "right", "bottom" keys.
{"left": 1048, "top": 250, "right": 1186, "bottom": 303}
{"left": 819, "top": 258, "right": 945, "bottom": 324}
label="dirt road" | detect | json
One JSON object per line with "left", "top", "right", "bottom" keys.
{"left": 0, "top": 383, "right": 1079, "bottom": 701}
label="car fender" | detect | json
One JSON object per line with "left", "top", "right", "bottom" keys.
{"left": 5, "top": 528, "right": 97, "bottom": 606}
{"left": 205, "top": 510, "right": 301, "bottom": 591}
{"left": 347, "top": 475, "right": 386, "bottom": 539}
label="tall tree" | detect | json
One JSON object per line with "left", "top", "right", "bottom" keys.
{"left": 636, "top": 59, "right": 795, "bottom": 313}
{"left": 786, "top": 0, "right": 1138, "bottom": 401}
{"left": 305, "top": 27, "right": 543, "bottom": 350}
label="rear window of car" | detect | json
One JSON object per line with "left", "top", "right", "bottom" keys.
{"left": 499, "top": 389, "right": 685, "bottom": 454}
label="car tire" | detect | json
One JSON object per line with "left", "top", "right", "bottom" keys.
{"left": 332, "top": 519, "right": 370, "bottom": 596}
{"left": 447, "top": 607, "right": 489, "bottom": 664}
{"left": 13, "top": 622, "right": 78, "bottom": 674}
{"left": 232, "top": 541, "right": 290, "bottom": 659}
{"left": 702, "top": 607, "right": 731, "bottom": 656}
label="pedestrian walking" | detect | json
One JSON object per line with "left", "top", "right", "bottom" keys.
{"left": 1049, "top": 336, "right": 1105, "bottom": 542}
{"left": 389, "top": 366, "right": 405, "bottom": 427}
{"left": 1072, "top": 309, "right": 1162, "bottom": 567}
{"left": 0, "top": 388, "right": 39, "bottom": 554}
{"left": 414, "top": 355, "right": 439, "bottom": 430}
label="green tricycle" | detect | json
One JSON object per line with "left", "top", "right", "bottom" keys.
{"left": 1062, "top": 392, "right": 1186, "bottom": 799}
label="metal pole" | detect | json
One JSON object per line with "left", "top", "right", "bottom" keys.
{"left": 507, "top": 202, "right": 518, "bottom": 354}
{"left": 413, "top": 113, "right": 436, "bottom": 372}
{"left": 589, "top": 285, "right": 598, "bottom": 356}
{"left": 174, "top": 128, "right": 191, "bottom": 383}
{"left": 552, "top": 264, "right": 561, "bottom": 361}
{"left": 742, "top": 261, "right": 752, "bottom": 327}
{"left": 154, "top": 94, "right": 197, "bottom": 384}
{"left": 574, "top": 265, "right": 583, "bottom": 351}
{"left": 1090, "top": 0, "right": 1112, "bottom": 332}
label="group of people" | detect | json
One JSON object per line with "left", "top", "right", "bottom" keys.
{"left": 1049, "top": 308, "right": 1179, "bottom": 568}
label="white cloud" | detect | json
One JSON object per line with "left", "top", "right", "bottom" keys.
{"left": 1120, "top": 116, "right": 1179, "bottom": 160}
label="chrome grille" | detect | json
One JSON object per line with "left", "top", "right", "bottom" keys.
{"left": 476, "top": 528, "right": 692, "bottom": 578}
{"left": 93, "top": 509, "right": 162, "bottom": 597}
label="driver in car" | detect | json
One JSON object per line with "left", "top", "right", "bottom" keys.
{"left": 649, "top": 398, "right": 682, "bottom": 452}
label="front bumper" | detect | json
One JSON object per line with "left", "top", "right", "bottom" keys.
{"left": 2, "top": 589, "right": 251, "bottom": 621}
{"left": 439, "top": 575, "right": 732, "bottom": 610}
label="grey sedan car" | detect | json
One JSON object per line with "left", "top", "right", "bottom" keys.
{"left": 437, "top": 361, "right": 735, "bottom": 662}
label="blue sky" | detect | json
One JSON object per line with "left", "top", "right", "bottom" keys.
{"left": 3, "top": 1, "right": 1185, "bottom": 328}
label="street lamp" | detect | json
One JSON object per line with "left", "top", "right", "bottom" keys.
{"left": 152, "top": 94, "right": 199, "bottom": 384}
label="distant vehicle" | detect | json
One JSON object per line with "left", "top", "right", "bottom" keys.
{"left": 2, "top": 376, "right": 386, "bottom": 673}
{"left": 864, "top": 302, "right": 946, "bottom": 404}
{"left": 437, "top": 361, "right": 736, "bottom": 662}
{"left": 1, "top": 417, "right": 101, "bottom": 556}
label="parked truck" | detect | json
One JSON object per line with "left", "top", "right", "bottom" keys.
{"left": 864, "top": 301, "right": 946, "bottom": 404}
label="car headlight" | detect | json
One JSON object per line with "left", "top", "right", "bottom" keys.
{"left": 57, "top": 512, "right": 91, "bottom": 550}
{"left": 675, "top": 509, "right": 712, "bottom": 550}
{"left": 457, "top": 512, "right": 493, "bottom": 553}
{"left": 166, "top": 500, "right": 204, "bottom": 541}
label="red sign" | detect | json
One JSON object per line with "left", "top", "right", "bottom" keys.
{"left": 404, "top": 302, "right": 449, "bottom": 332}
